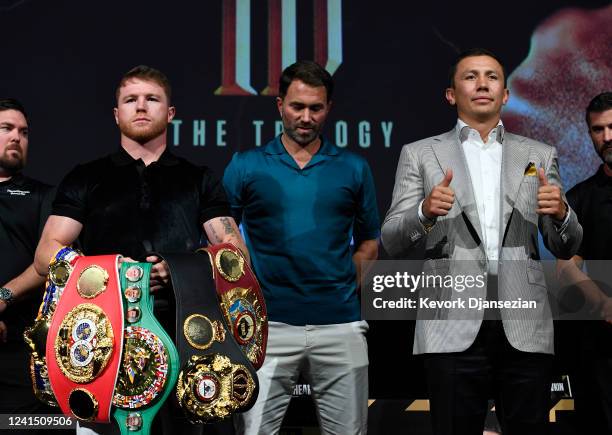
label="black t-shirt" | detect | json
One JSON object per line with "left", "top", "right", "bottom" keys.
{"left": 567, "top": 165, "right": 612, "bottom": 265}
{"left": 0, "top": 174, "right": 54, "bottom": 341}
{"left": 566, "top": 164, "right": 612, "bottom": 351}
{"left": 52, "top": 147, "right": 231, "bottom": 259}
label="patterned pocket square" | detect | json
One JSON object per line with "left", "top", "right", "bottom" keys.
{"left": 524, "top": 162, "right": 537, "bottom": 176}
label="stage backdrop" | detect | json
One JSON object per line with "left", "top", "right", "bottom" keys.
{"left": 1, "top": 0, "right": 611, "bottom": 427}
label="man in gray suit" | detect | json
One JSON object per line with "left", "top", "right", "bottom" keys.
{"left": 381, "top": 48, "right": 582, "bottom": 435}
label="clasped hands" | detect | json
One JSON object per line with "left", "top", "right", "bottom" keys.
{"left": 119, "top": 255, "right": 170, "bottom": 294}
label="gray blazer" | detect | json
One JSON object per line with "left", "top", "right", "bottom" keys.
{"left": 381, "top": 128, "right": 582, "bottom": 355}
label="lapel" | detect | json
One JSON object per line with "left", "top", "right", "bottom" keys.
{"left": 431, "top": 129, "right": 484, "bottom": 247}
{"left": 500, "top": 133, "right": 531, "bottom": 234}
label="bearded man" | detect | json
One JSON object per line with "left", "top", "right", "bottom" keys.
{"left": 0, "top": 98, "right": 55, "bottom": 418}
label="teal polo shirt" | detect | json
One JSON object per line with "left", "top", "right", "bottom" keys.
{"left": 223, "top": 135, "right": 380, "bottom": 325}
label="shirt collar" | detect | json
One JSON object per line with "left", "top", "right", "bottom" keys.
{"left": 264, "top": 134, "right": 339, "bottom": 156}
{"left": 110, "top": 146, "right": 180, "bottom": 167}
{"left": 0, "top": 173, "right": 24, "bottom": 187}
{"left": 456, "top": 119, "right": 505, "bottom": 144}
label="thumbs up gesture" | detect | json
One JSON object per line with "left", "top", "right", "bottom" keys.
{"left": 422, "top": 169, "right": 455, "bottom": 219}
{"left": 536, "top": 167, "right": 567, "bottom": 221}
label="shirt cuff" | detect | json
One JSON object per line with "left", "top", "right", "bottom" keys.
{"left": 418, "top": 199, "right": 437, "bottom": 231}
{"left": 553, "top": 204, "right": 571, "bottom": 233}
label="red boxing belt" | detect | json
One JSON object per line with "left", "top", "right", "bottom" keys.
{"left": 46, "top": 255, "right": 124, "bottom": 423}
{"left": 202, "top": 244, "right": 268, "bottom": 370}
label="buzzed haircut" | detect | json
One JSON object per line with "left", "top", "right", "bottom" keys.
{"left": 448, "top": 48, "right": 507, "bottom": 88}
{"left": 0, "top": 98, "right": 28, "bottom": 122}
{"left": 116, "top": 65, "right": 172, "bottom": 102}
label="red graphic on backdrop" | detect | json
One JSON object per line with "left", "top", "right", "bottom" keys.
{"left": 216, "top": 0, "right": 343, "bottom": 97}
{"left": 504, "top": 5, "right": 612, "bottom": 189}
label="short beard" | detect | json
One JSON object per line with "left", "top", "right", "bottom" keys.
{"left": 0, "top": 153, "right": 24, "bottom": 175}
{"left": 284, "top": 126, "right": 319, "bottom": 147}
{"left": 118, "top": 118, "right": 168, "bottom": 144}
{"left": 600, "top": 144, "right": 612, "bottom": 168}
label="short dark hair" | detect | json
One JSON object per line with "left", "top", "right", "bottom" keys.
{"left": 448, "top": 48, "right": 507, "bottom": 88}
{"left": 279, "top": 61, "right": 334, "bottom": 101}
{"left": 586, "top": 92, "right": 612, "bottom": 127}
{"left": 116, "top": 65, "right": 172, "bottom": 102}
{"left": 0, "top": 98, "right": 28, "bottom": 122}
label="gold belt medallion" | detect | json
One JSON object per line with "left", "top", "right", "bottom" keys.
{"left": 77, "top": 265, "right": 109, "bottom": 299}
{"left": 214, "top": 248, "right": 245, "bottom": 282}
{"left": 68, "top": 388, "right": 99, "bottom": 421}
{"left": 183, "top": 314, "right": 226, "bottom": 350}
{"left": 49, "top": 260, "right": 73, "bottom": 287}
{"left": 176, "top": 354, "right": 256, "bottom": 422}
{"left": 54, "top": 303, "right": 114, "bottom": 384}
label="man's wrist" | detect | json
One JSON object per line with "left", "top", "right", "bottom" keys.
{"left": 555, "top": 203, "right": 568, "bottom": 221}
{"left": 418, "top": 199, "right": 437, "bottom": 233}
{"left": 552, "top": 204, "right": 571, "bottom": 232}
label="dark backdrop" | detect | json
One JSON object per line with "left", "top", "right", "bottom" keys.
{"left": 2, "top": 0, "right": 611, "bottom": 400}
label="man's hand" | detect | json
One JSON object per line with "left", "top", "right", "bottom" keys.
{"left": 118, "top": 256, "right": 136, "bottom": 264}
{"left": 146, "top": 256, "right": 171, "bottom": 294}
{"left": 537, "top": 168, "right": 567, "bottom": 221}
{"left": 118, "top": 256, "right": 136, "bottom": 274}
{"left": 0, "top": 321, "right": 7, "bottom": 344}
{"left": 422, "top": 169, "right": 454, "bottom": 219}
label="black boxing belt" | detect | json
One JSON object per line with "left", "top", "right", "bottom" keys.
{"left": 200, "top": 243, "right": 268, "bottom": 370}
{"left": 112, "top": 262, "right": 180, "bottom": 435}
{"left": 46, "top": 255, "right": 124, "bottom": 423}
{"left": 158, "top": 252, "right": 259, "bottom": 423}
{"left": 24, "top": 246, "right": 81, "bottom": 407}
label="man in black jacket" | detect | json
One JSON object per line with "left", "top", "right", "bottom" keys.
{"left": 557, "top": 91, "right": 612, "bottom": 433}
{"left": 0, "top": 98, "right": 54, "bottom": 414}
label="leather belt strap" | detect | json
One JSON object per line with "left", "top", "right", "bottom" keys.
{"left": 112, "top": 262, "right": 180, "bottom": 435}
{"left": 159, "top": 251, "right": 259, "bottom": 423}
{"left": 46, "top": 255, "right": 124, "bottom": 423}
{"left": 202, "top": 243, "right": 268, "bottom": 369}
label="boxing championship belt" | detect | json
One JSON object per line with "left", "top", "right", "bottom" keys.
{"left": 201, "top": 243, "right": 268, "bottom": 370}
{"left": 24, "top": 246, "right": 81, "bottom": 407}
{"left": 159, "top": 252, "right": 260, "bottom": 423}
{"left": 112, "top": 262, "right": 180, "bottom": 435}
{"left": 45, "top": 255, "right": 124, "bottom": 422}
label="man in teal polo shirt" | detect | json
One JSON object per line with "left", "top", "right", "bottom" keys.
{"left": 223, "top": 60, "right": 379, "bottom": 434}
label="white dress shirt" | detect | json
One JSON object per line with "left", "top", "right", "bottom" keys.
{"left": 417, "top": 120, "right": 504, "bottom": 274}
{"left": 457, "top": 119, "right": 503, "bottom": 273}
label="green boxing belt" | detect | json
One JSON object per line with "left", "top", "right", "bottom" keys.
{"left": 158, "top": 251, "right": 260, "bottom": 423}
{"left": 112, "top": 262, "right": 180, "bottom": 435}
